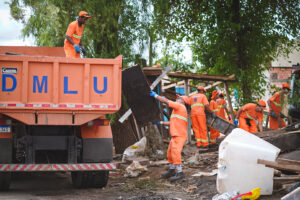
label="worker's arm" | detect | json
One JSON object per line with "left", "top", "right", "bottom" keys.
{"left": 150, "top": 91, "right": 169, "bottom": 104}
{"left": 268, "top": 97, "right": 278, "bottom": 117}
{"left": 258, "top": 122, "right": 263, "bottom": 132}
{"left": 204, "top": 105, "right": 213, "bottom": 114}
{"left": 224, "top": 106, "right": 231, "bottom": 120}
{"left": 236, "top": 108, "right": 242, "bottom": 119}
{"left": 66, "top": 35, "right": 75, "bottom": 46}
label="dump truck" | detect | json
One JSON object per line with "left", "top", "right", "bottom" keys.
{"left": 0, "top": 46, "right": 122, "bottom": 190}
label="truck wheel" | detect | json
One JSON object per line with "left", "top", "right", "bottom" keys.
{"left": 71, "top": 171, "right": 89, "bottom": 189}
{"left": 0, "top": 173, "right": 11, "bottom": 191}
{"left": 71, "top": 171, "right": 109, "bottom": 189}
{"left": 91, "top": 171, "right": 109, "bottom": 188}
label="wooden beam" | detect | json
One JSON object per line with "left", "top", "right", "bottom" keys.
{"left": 273, "top": 175, "right": 300, "bottom": 184}
{"left": 162, "top": 80, "right": 185, "bottom": 90}
{"left": 168, "top": 73, "right": 235, "bottom": 82}
{"left": 277, "top": 158, "right": 300, "bottom": 166}
{"left": 257, "top": 159, "right": 300, "bottom": 173}
{"left": 224, "top": 81, "right": 235, "bottom": 121}
{"left": 185, "top": 79, "right": 192, "bottom": 144}
{"left": 189, "top": 81, "right": 223, "bottom": 97}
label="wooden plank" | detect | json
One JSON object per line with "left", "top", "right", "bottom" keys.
{"left": 224, "top": 81, "right": 235, "bottom": 121}
{"left": 168, "top": 73, "right": 235, "bottom": 82}
{"left": 273, "top": 175, "right": 300, "bottom": 183}
{"left": 119, "top": 65, "right": 172, "bottom": 123}
{"left": 257, "top": 159, "right": 300, "bottom": 173}
{"left": 189, "top": 81, "right": 223, "bottom": 96}
{"left": 121, "top": 65, "right": 161, "bottom": 126}
{"left": 277, "top": 158, "right": 300, "bottom": 166}
{"left": 185, "top": 79, "right": 191, "bottom": 144}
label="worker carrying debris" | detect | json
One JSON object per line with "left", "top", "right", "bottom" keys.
{"left": 235, "top": 100, "right": 266, "bottom": 133}
{"left": 209, "top": 90, "right": 220, "bottom": 145}
{"left": 150, "top": 91, "right": 188, "bottom": 182}
{"left": 64, "top": 11, "right": 92, "bottom": 58}
{"left": 267, "top": 83, "right": 290, "bottom": 130}
{"left": 217, "top": 93, "right": 231, "bottom": 121}
{"left": 187, "top": 86, "right": 216, "bottom": 148}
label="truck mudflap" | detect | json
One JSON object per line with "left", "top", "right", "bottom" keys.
{"left": 0, "top": 163, "right": 117, "bottom": 172}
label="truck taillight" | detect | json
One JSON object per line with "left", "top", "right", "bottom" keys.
{"left": 87, "top": 119, "right": 110, "bottom": 126}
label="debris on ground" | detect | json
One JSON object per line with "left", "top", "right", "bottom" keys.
{"left": 124, "top": 161, "right": 148, "bottom": 177}
{"left": 122, "top": 137, "right": 147, "bottom": 162}
{"left": 192, "top": 169, "right": 218, "bottom": 177}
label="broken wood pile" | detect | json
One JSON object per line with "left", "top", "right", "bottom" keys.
{"left": 258, "top": 158, "right": 300, "bottom": 191}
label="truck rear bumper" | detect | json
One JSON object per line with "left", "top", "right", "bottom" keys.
{"left": 0, "top": 163, "right": 117, "bottom": 172}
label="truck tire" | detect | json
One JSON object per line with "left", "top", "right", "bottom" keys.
{"left": 71, "top": 171, "right": 109, "bottom": 189}
{"left": 91, "top": 171, "right": 109, "bottom": 188}
{"left": 0, "top": 139, "right": 12, "bottom": 191}
{"left": 0, "top": 173, "right": 11, "bottom": 191}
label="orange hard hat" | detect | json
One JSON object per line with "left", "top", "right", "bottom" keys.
{"left": 197, "top": 86, "right": 205, "bottom": 91}
{"left": 79, "top": 11, "right": 92, "bottom": 18}
{"left": 258, "top": 99, "right": 266, "bottom": 110}
{"left": 212, "top": 90, "right": 219, "bottom": 99}
{"left": 282, "top": 83, "right": 290, "bottom": 90}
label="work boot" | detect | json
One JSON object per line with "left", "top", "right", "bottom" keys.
{"left": 161, "top": 169, "right": 176, "bottom": 179}
{"left": 169, "top": 172, "right": 185, "bottom": 182}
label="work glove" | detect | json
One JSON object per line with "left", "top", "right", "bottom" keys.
{"left": 81, "top": 47, "right": 87, "bottom": 56}
{"left": 270, "top": 110, "right": 277, "bottom": 117}
{"left": 234, "top": 119, "right": 239, "bottom": 125}
{"left": 153, "top": 121, "right": 163, "bottom": 125}
{"left": 150, "top": 91, "right": 158, "bottom": 98}
{"left": 74, "top": 45, "right": 80, "bottom": 53}
{"left": 212, "top": 113, "right": 217, "bottom": 118}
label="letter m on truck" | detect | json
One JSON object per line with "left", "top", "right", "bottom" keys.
{"left": 0, "top": 46, "right": 122, "bottom": 190}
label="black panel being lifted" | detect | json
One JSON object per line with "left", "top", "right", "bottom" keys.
{"left": 122, "top": 65, "right": 161, "bottom": 126}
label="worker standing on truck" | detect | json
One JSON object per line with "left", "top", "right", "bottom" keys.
{"left": 150, "top": 91, "right": 188, "bottom": 182}
{"left": 188, "top": 86, "right": 216, "bottom": 148}
{"left": 64, "top": 11, "right": 92, "bottom": 58}
{"left": 267, "top": 83, "right": 290, "bottom": 130}
{"left": 235, "top": 100, "right": 266, "bottom": 133}
{"left": 209, "top": 90, "right": 220, "bottom": 145}
{"left": 217, "top": 93, "right": 231, "bottom": 121}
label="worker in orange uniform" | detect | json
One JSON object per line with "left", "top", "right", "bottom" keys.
{"left": 64, "top": 11, "right": 92, "bottom": 58}
{"left": 267, "top": 83, "right": 290, "bottom": 130}
{"left": 150, "top": 91, "right": 188, "bottom": 182}
{"left": 209, "top": 90, "right": 220, "bottom": 145}
{"left": 217, "top": 93, "right": 231, "bottom": 121}
{"left": 235, "top": 100, "right": 266, "bottom": 133}
{"left": 188, "top": 86, "right": 216, "bottom": 148}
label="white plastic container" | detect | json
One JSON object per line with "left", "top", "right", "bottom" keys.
{"left": 217, "top": 128, "right": 280, "bottom": 195}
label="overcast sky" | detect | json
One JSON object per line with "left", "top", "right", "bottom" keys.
{"left": 0, "top": 1, "right": 34, "bottom": 46}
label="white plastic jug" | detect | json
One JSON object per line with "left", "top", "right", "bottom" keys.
{"left": 217, "top": 128, "right": 280, "bottom": 195}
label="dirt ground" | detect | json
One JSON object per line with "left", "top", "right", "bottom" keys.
{"left": 1, "top": 137, "right": 294, "bottom": 200}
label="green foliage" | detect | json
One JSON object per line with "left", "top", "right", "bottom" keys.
{"left": 152, "top": 0, "right": 300, "bottom": 104}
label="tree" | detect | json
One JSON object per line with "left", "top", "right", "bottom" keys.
{"left": 151, "top": 0, "right": 300, "bottom": 104}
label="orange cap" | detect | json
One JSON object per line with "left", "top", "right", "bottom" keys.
{"left": 282, "top": 83, "right": 290, "bottom": 90}
{"left": 79, "top": 11, "right": 92, "bottom": 18}
{"left": 197, "top": 86, "right": 205, "bottom": 91}
{"left": 258, "top": 99, "right": 266, "bottom": 110}
{"left": 212, "top": 90, "right": 219, "bottom": 99}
